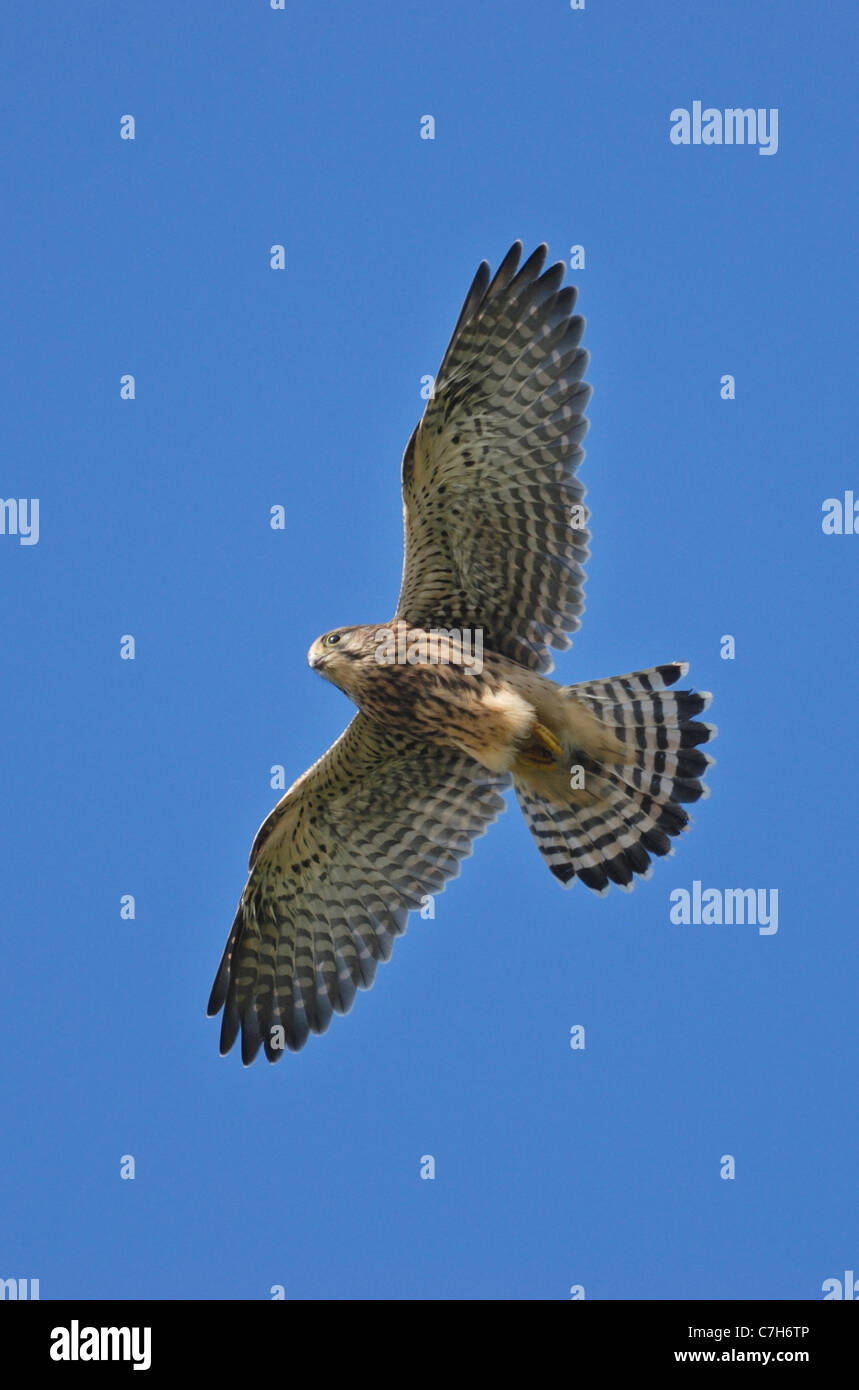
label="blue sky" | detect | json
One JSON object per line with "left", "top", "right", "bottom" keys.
{"left": 2, "top": 0, "right": 856, "bottom": 1300}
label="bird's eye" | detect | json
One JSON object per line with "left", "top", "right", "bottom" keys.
{"left": 325, "top": 633, "right": 341, "bottom": 646}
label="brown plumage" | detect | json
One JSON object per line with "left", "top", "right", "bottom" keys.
{"left": 307, "top": 624, "right": 627, "bottom": 780}
{"left": 208, "top": 242, "right": 716, "bottom": 1064}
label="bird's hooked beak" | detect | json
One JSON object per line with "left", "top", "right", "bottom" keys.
{"left": 308, "top": 642, "right": 331, "bottom": 673}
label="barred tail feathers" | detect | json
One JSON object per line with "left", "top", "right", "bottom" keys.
{"left": 514, "top": 663, "right": 716, "bottom": 893}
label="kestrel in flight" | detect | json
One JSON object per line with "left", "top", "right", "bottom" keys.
{"left": 208, "top": 242, "right": 715, "bottom": 1064}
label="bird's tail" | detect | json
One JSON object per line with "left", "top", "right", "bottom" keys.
{"left": 514, "top": 663, "right": 716, "bottom": 893}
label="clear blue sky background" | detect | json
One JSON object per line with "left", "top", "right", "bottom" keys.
{"left": 2, "top": 1, "right": 856, "bottom": 1300}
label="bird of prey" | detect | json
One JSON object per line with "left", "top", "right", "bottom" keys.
{"left": 208, "top": 242, "right": 715, "bottom": 1064}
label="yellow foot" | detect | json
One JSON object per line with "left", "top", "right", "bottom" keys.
{"left": 517, "top": 721, "right": 563, "bottom": 766}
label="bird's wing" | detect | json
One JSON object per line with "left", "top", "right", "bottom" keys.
{"left": 396, "top": 241, "right": 591, "bottom": 674}
{"left": 207, "top": 712, "right": 509, "bottom": 1063}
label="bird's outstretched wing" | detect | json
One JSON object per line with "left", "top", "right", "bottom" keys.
{"left": 208, "top": 713, "right": 508, "bottom": 1063}
{"left": 396, "top": 241, "right": 591, "bottom": 673}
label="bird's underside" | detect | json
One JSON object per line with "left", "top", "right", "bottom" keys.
{"left": 208, "top": 242, "right": 716, "bottom": 1064}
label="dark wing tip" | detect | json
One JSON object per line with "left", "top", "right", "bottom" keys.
{"left": 448, "top": 258, "right": 492, "bottom": 342}
{"left": 207, "top": 909, "right": 243, "bottom": 1017}
{"left": 207, "top": 962, "right": 228, "bottom": 1017}
{"left": 218, "top": 1003, "right": 241, "bottom": 1056}
{"left": 485, "top": 240, "right": 526, "bottom": 298}
{"left": 241, "top": 1027, "right": 264, "bottom": 1067}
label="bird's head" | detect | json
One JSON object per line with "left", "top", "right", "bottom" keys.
{"left": 308, "top": 625, "right": 379, "bottom": 695}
